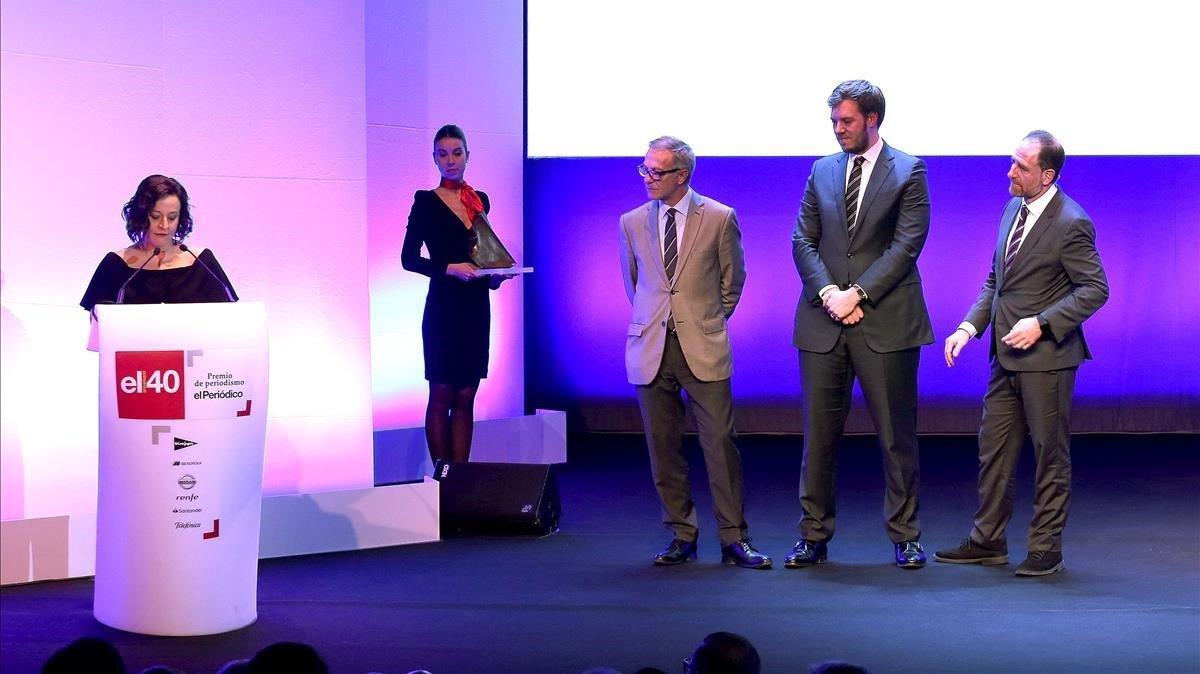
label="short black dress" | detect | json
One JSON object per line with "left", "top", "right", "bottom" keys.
{"left": 401, "top": 189, "right": 492, "bottom": 387}
{"left": 80, "top": 249, "right": 238, "bottom": 310}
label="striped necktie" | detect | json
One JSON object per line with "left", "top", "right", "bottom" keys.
{"left": 845, "top": 155, "right": 866, "bottom": 238}
{"left": 663, "top": 207, "right": 678, "bottom": 279}
{"left": 1003, "top": 205, "right": 1031, "bottom": 274}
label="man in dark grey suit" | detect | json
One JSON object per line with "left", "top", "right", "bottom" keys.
{"left": 619, "top": 136, "right": 771, "bottom": 569}
{"left": 789, "top": 80, "right": 934, "bottom": 569}
{"left": 935, "top": 130, "right": 1108, "bottom": 576}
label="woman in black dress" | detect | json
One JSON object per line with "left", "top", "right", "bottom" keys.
{"left": 81, "top": 175, "right": 236, "bottom": 317}
{"left": 402, "top": 125, "right": 511, "bottom": 464}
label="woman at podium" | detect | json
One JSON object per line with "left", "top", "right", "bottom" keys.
{"left": 401, "top": 124, "right": 511, "bottom": 464}
{"left": 81, "top": 175, "right": 238, "bottom": 312}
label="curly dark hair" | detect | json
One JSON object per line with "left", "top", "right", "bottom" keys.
{"left": 122, "top": 175, "right": 193, "bottom": 243}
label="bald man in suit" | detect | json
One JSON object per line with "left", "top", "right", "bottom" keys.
{"left": 935, "top": 130, "right": 1108, "bottom": 576}
{"left": 619, "top": 136, "right": 771, "bottom": 570}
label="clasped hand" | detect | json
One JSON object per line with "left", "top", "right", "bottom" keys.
{"left": 823, "top": 288, "right": 863, "bottom": 325}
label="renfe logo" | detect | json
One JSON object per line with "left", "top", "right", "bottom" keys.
{"left": 115, "top": 351, "right": 185, "bottom": 419}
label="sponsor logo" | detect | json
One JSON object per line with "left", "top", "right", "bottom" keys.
{"left": 176, "top": 494, "right": 199, "bottom": 502}
{"left": 178, "top": 474, "right": 197, "bottom": 490}
{"left": 173, "top": 507, "right": 203, "bottom": 514}
{"left": 173, "top": 460, "right": 201, "bottom": 467}
{"left": 173, "top": 437, "right": 198, "bottom": 451}
{"left": 115, "top": 351, "right": 185, "bottom": 419}
{"left": 175, "top": 522, "right": 201, "bottom": 529}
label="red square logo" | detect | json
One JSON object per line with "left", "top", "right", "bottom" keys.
{"left": 115, "top": 351, "right": 186, "bottom": 419}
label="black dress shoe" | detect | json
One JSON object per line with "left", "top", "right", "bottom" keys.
{"left": 720, "top": 540, "right": 773, "bottom": 569}
{"left": 895, "top": 541, "right": 926, "bottom": 568}
{"left": 783, "top": 540, "right": 828, "bottom": 568}
{"left": 653, "top": 539, "right": 697, "bottom": 566}
{"left": 1014, "top": 550, "right": 1064, "bottom": 576}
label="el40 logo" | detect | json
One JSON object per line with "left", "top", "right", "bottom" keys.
{"left": 121, "top": 368, "right": 181, "bottom": 394}
{"left": 115, "top": 351, "right": 185, "bottom": 419}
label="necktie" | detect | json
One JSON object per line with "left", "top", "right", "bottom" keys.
{"left": 845, "top": 155, "right": 866, "bottom": 238}
{"left": 663, "top": 207, "right": 678, "bottom": 279}
{"left": 1003, "top": 205, "right": 1031, "bottom": 274}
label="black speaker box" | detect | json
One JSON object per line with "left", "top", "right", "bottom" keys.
{"left": 434, "top": 461, "right": 561, "bottom": 535}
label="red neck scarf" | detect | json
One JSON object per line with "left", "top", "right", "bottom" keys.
{"left": 440, "top": 178, "right": 484, "bottom": 222}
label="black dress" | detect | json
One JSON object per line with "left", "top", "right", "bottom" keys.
{"left": 401, "top": 189, "right": 492, "bottom": 386}
{"left": 80, "top": 249, "right": 238, "bottom": 311}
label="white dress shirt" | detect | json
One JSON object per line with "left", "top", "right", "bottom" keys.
{"left": 658, "top": 187, "right": 693, "bottom": 264}
{"left": 1002, "top": 183, "right": 1057, "bottom": 257}
{"left": 957, "top": 184, "right": 1059, "bottom": 337}
{"left": 819, "top": 138, "right": 886, "bottom": 301}
{"left": 844, "top": 135, "right": 886, "bottom": 225}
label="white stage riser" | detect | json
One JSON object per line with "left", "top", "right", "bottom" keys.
{"left": 374, "top": 409, "right": 567, "bottom": 484}
{"left": 0, "top": 480, "right": 440, "bottom": 587}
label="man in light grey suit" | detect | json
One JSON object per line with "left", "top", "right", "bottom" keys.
{"left": 935, "top": 130, "right": 1108, "bottom": 576}
{"left": 619, "top": 136, "right": 771, "bottom": 569}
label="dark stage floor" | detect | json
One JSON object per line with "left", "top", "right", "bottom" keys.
{"left": 2, "top": 434, "right": 1198, "bottom": 673}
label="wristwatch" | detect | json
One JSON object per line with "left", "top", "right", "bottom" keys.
{"left": 852, "top": 284, "right": 869, "bottom": 302}
{"left": 1036, "top": 313, "right": 1049, "bottom": 331}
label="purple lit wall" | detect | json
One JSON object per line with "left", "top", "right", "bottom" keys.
{"left": 366, "top": 0, "right": 525, "bottom": 431}
{"left": 1, "top": 0, "right": 526, "bottom": 526}
{"left": 0, "top": 1, "right": 376, "bottom": 520}
{"left": 524, "top": 155, "right": 1200, "bottom": 433}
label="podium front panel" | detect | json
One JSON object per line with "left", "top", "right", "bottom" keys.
{"left": 93, "top": 302, "right": 268, "bottom": 636}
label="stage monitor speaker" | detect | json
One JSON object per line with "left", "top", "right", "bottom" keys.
{"left": 434, "top": 461, "right": 561, "bottom": 535}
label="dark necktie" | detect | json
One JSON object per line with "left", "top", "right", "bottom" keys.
{"left": 1003, "top": 205, "right": 1031, "bottom": 274}
{"left": 663, "top": 207, "right": 678, "bottom": 279}
{"left": 845, "top": 155, "right": 866, "bottom": 238}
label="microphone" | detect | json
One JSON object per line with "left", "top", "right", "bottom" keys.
{"left": 179, "top": 244, "right": 235, "bottom": 302}
{"left": 115, "top": 247, "right": 161, "bottom": 304}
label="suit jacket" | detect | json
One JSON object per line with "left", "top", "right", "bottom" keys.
{"left": 792, "top": 143, "right": 934, "bottom": 353}
{"left": 619, "top": 191, "right": 746, "bottom": 385}
{"left": 963, "top": 189, "right": 1109, "bottom": 372}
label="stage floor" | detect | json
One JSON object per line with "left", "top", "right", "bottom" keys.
{"left": 2, "top": 434, "right": 1198, "bottom": 673}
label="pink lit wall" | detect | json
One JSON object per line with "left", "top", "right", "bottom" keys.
{"left": 0, "top": 1, "right": 375, "bottom": 521}
{"left": 365, "top": 1, "right": 526, "bottom": 430}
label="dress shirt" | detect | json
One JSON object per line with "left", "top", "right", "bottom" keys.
{"left": 958, "top": 184, "right": 1060, "bottom": 338}
{"left": 819, "top": 137, "right": 886, "bottom": 301}
{"left": 844, "top": 135, "right": 886, "bottom": 222}
{"left": 658, "top": 187, "right": 693, "bottom": 262}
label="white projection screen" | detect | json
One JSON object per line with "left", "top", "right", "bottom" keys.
{"left": 528, "top": 0, "right": 1199, "bottom": 157}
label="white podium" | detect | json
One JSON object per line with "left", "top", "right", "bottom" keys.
{"left": 93, "top": 302, "right": 268, "bottom": 636}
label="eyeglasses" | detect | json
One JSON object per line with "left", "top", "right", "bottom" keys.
{"left": 637, "top": 164, "right": 684, "bottom": 181}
